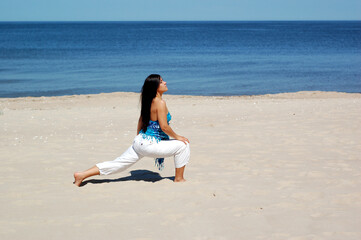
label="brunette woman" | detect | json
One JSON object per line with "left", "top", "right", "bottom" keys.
{"left": 73, "top": 74, "right": 190, "bottom": 186}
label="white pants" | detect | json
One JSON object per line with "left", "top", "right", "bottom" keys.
{"left": 96, "top": 134, "right": 190, "bottom": 175}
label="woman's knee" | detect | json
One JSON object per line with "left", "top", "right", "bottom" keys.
{"left": 179, "top": 142, "right": 190, "bottom": 156}
{"left": 179, "top": 141, "right": 190, "bottom": 150}
{"left": 184, "top": 142, "right": 190, "bottom": 150}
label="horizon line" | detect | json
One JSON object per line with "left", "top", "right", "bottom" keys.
{"left": 1, "top": 19, "right": 361, "bottom": 23}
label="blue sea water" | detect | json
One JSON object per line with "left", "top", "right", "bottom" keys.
{"left": 0, "top": 21, "right": 360, "bottom": 97}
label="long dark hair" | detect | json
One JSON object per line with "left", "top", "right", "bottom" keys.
{"left": 140, "top": 74, "right": 161, "bottom": 132}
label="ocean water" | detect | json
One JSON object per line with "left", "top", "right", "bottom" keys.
{"left": 0, "top": 21, "right": 360, "bottom": 97}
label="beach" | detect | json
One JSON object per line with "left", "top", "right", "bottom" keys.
{"left": 1, "top": 91, "right": 361, "bottom": 239}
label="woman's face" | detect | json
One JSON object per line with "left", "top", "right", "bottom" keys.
{"left": 157, "top": 77, "right": 168, "bottom": 93}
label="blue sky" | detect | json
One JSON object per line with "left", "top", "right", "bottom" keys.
{"left": 0, "top": 0, "right": 360, "bottom": 21}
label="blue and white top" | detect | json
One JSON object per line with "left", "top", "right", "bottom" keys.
{"left": 139, "top": 112, "right": 172, "bottom": 171}
{"left": 140, "top": 112, "right": 172, "bottom": 142}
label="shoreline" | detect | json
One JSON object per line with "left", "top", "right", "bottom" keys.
{"left": 1, "top": 90, "right": 360, "bottom": 113}
{"left": 1, "top": 90, "right": 361, "bottom": 101}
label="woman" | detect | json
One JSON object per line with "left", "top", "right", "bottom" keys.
{"left": 73, "top": 74, "right": 190, "bottom": 186}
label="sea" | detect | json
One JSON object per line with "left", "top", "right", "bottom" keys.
{"left": 0, "top": 21, "right": 360, "bottom": 98}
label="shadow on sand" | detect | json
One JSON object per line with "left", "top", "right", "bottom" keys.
{"left": 80, "top": 169, "right": 174, "bottom": 187}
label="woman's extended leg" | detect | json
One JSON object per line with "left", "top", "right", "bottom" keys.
{"left": 73, "top": 145, "right": 143, "bottom": 187}
{"left": 73, "top": 166, "right": 100, "bottom": 186}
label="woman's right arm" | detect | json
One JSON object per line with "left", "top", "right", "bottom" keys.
{"left": 137, "top": 116, "right": 142, "bottom": 135}
{"left": 157, "top": 100, "right": 189, "bottom": 144}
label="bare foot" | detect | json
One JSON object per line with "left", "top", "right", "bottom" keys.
{"left": 174, "top": 178, "right": 186, "bottom": 182}
{"left": 73, "top": 172, "right": 85, "bottom": 187}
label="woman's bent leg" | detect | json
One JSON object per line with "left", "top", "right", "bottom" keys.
{"left": 174, "top": 165, "right": 186, "bottom": 182}
{"left": 136, "top": 140, "right": 190, "bottom": 182}
{"left": 157, "top": 141, "right": 189, "bottom": 182}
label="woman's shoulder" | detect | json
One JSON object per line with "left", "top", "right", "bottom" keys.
{"left": 152, "top": 98, "right": 167, "bottom": 109}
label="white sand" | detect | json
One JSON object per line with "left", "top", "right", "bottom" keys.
{"left": 0, "top": 91, "right": 360, "bottom": 240}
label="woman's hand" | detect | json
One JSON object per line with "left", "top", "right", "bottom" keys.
{"left": 175, "top": 135, "right": 190, "bottom": 145}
